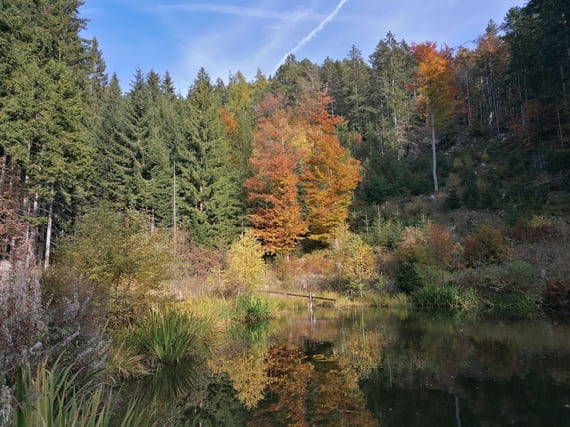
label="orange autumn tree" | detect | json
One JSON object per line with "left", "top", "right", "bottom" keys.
{"left": 298, "top": 89, "right": 361, "bottom": 242}
{"left": 245, "top": 93, "right": 308, "bottom": 254}
{"left": 412, "top": 42, "right": 458, "bottom": 192}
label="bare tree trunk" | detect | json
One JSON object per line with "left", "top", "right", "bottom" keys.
{"left": 431, "top": 109, "right": 438, "bottom": 193}
{"left": 44, "top": 197, "right": 53, "bottom": 269}
{"left": 172, "top": 161, "right": 177, "bottom": 244}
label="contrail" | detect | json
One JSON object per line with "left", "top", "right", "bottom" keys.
{"left": 271, "top": 0, "right": 351, "bottom": 75}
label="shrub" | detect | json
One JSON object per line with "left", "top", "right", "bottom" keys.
{"left": 443, "top": 189, "right": 461, "bottom": 211}
{"left": 395, "top": 246, "right": 429, "bottom": 294}
{"left": 332, "top": 226, "right": 378, "bottom": 294}
{"left": 366, "top": 217, "right": 404, "bottom": 249}
{"left": 222, "top": 230, "right": 266, "bottom": 296}
{"left": 454, "top": 261, "right": 538, "bottom": 295}
{"left": 463, "top": 224, "right": 508, "bottom": 266}
{"left": 426, "top": 223, "right": 456, "bottom": 268}
{"left": 54, "top": 205, "right": 172, "bottom": 326}
{"left": 507, "top": 215, "right": 558, "bottom": 243}
{"left": 487, "top": 292, "right": 541, "bottom": 319}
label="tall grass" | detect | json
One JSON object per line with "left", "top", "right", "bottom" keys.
{"left": 414, "top": 284, "right": 482, "bottom": 313}
{"left": 131, "top": 307, "right": 211, "bottom": 365}
{"left": 233, "top": 295, "right": 273, "bottom": 324}
{"left": 10, "top": 358, "right": 152, "bottom": 426}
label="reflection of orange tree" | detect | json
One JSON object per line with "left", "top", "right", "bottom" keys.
{"left": 305, "top": 354, "right": 376, "bottom": 426}
{"left": 252, "top": 345, "right": 316, "bottom": 426}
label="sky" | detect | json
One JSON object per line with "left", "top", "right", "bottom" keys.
{"left": 79, "top": 0, "right": 526, "bottom": 93}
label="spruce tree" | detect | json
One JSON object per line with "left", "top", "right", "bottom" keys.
{"left": 182, "top": 69, "right": 241, "bottom": 247}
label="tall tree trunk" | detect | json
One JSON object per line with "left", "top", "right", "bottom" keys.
{"left": 431, "top": 109, "right": 438, "bottom": 193}
{"left": 44, "top": 197, "right": 53, "bottom": 269}
{"left": 172, "top": 161, "right": 177, "bottom": 244}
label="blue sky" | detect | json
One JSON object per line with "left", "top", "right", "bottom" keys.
{"left": 80, "top": 0, "right": 525, "bottom": 93}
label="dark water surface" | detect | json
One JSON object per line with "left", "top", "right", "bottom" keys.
{"left": 134, "top": 308, "right": 570, "bottom": 426}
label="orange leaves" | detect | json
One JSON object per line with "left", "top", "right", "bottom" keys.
{"left": 298, "top": 90, "right": 360, "bottom": 242}
{"left": 246, "top": 94, "right": 308, "bottom": 254}
{"left": 412, "top": 42, "right": 458, "bottom": 124}
{"left": 245, "top": 89, "right": 361, "bottom": 252}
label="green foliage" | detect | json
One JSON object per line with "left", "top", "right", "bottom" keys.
{"left": 413, "top": 284, "right": 482, "bottom": 313}
{"left": 413, "top": 284, "right": 461, "bottom": 311}
{"left": 366, "top": 216, "right": 405, "bottom": 249}
{"left": 54, "top": 205, "right": 172, "bottom": 325}
{"left": 454, "top": 260, "right": 538, "bottom": 295}
{"left": 443, "top": 189, "right": 461, "bottom": 211}
{"left": 487, "top": 292, "right": 541, "bottom": 319}
{"left": 58, "top": 205, "right": 171, "bottom": 289}
{"left": 183, "top": 69, "right": 242, "bottom": 247}
{"left": 10, "top": 357, "right": 151, "bottom": 427}
{"left": 233, "top": 294, "right": 273, "bottom": 324}
{"left": 131, "top": 307, "right": 211, "bottom": 365}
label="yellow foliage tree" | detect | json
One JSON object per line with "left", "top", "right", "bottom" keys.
{"left": 223, "top": 229, "right": 266, "bottom": 294}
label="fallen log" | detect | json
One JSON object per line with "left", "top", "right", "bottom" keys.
{"left": 258, "top": 289, "right": 336, "bottom": 302}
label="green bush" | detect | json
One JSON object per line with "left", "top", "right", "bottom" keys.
{"left": 52, "top": 205, "right": 172, "bottom": 326}
{"left": 366, "top": 217, "right": 404, "bottom": 249}
{"left": 454, "top": 261, "right": 537, "bottom": 294}
{"left": 443, "top": 189, "right": 461, "bottom": 211}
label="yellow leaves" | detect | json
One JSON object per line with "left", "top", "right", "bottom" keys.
{"left": 222, "top": 229, "right": 266, "bottom": 293}
{"left": 220, "top": 351, "right": 268, "bottom": 410}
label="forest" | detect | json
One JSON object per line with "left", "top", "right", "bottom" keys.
{"left": 1, "top": 0, "right": 569, "bottom": 424}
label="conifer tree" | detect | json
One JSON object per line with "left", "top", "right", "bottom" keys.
{"left": 183, "top": 69, "right": 241, "bottom": 247}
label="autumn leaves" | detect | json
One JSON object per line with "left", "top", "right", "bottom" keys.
{"left": 245, "top": 90, "right": 361, "bottom": 254}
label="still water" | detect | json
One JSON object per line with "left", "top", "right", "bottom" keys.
{"left": 134, "top": 308, "right": 570, "bottom": 426}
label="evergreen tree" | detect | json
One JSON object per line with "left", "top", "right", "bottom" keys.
{"left": 368, "top": 33, "right": 416, "bottom": 156}
{"left": 0, "top": 0, "right": 92, "bottom": 267}
{"left": 182, "top": 69, "right": 241, "bottom": 247}
{"left": 91, "top": 74, "right": 128, "bottom": 205}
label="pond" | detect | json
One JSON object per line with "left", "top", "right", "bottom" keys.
{"left": 126, "top": 307, "right": 570, "bottom": 426}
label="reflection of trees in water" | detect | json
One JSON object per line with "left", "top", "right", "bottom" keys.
{"left": 361, "top": 313, "right": 570, "bottom": 426}
{"left": 252, "top": 345, "right": 316, "bottom": 425}
{"left": 183, "top": 373, "right": 249, "bottom": 426}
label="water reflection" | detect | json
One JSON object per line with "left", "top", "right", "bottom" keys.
{"left": 126, "top": 308, "right": 570, "bottom": 426}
